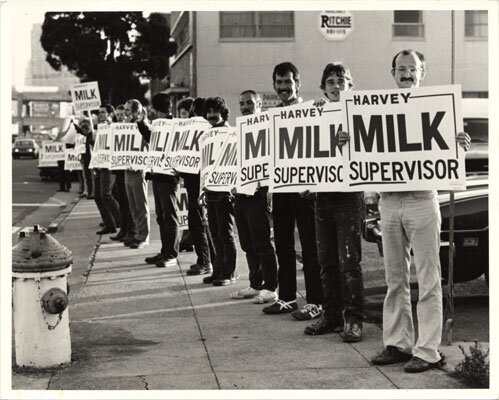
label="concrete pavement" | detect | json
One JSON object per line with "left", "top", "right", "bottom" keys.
{"left": 10, "top": 188, "right": 482, "bottom": 392}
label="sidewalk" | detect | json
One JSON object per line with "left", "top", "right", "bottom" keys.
{"left": 11, "top": 189, "right": 477, "bottom": 391}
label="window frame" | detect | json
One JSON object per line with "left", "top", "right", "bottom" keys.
{"left": 464, "top": 10, "right": 488, "bottom": 40}
{"left": 219, "top": 11, "right": 295, "bottom": 42}
{"left": 392, "top": 10, "right": 425, "bottom": 40}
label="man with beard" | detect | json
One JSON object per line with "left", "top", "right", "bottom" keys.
{"left": 230, "top": 90, "right": 278, "bottom": 303}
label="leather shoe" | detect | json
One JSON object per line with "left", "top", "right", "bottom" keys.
{"left": 304, "top": 317, "right": 344, "bottom": 336}
{"left": 110, "top": 232, "right": 126, "bottom": 241}
{"left": 342, "top": 322, "right": 363, "bottom": 343}
{"left": 145, "top": 253, "right": 163, "bottom": 264}
{"left": 404, "top": 356, "right": 445, "bottom": 373}
{"left": 96, "top": 228, "right": 117, "bottom": 234}
{"left": 371, "top": 346, "right": 413, "bottom": 365}
{"left": 129, "top": 241, "right": 149, "bottom": 249}
{"left": 203, "top": 275, "right": 217, "bottom": 284}
{"left": 186, "top": 264, "right": 213, "bottom": 276}
{"left": 124, "top": 239, "right": 136, "bottom": 247}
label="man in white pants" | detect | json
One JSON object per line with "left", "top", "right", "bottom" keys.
{"left": 368, "top": 49, "right": 471, "bottom": 373}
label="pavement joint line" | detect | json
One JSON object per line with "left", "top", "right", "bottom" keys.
{"left": 47, "top": 194, "right": 82, "bottom": 233}
{"left": 83, "top": 239, "right": 102, "bottom": 285}
{"left": 177, "top": 265, "right": 222, "bottom": 389}
{"left": 138, "top": 375, "right": 149, "bottom": 390}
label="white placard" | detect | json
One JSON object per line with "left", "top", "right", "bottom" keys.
{"left": 75, "top": 134, "right": 86, "bottom": 155}
{"left": 176, "top": 179, "right": 189, "bottom": 231}
{"left": 64, "top": 149, "right": 82, "bottom": 171}
{"left": 170, "top": 117, "right": 211, "bottom": 174}
{"left": 40, "top": 141, "right": 66, "bottom": 162}
{"left": 70, "top": 81, "right": 101, "bottom": 113}
{"left": 341, "top": 85, "right": 466, "bottom": 191}
{"left": 268, "top": 100, "right": 345, "bottom": 192}
{"left": 236, "top": 111, "right": 271, "bottom": 195}
{"left": 206, "top": 128, "right": 238, "bottom": 192}
{"left": 200, "top": 127, "right": 232, "bottom": 192}
{"left": 110, "top": 123, "right": 149, "bottom": 170}
{"left": 147, "top": 119, "right": 175, "bottom": 175}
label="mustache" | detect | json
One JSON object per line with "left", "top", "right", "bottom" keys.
{"left": 278, "top": 89, "right": 289, "bottom": 94}
{"left": 401, "top": 77, "right": 414, "bottom": 82}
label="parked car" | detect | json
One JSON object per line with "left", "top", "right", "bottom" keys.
{"left": 363, "top": 173, "right": 489, "bottom": 284}
{"left": 463, "top": 98, "right": 488, "bottom": 174}
{"left": 12, "top": 138, "right": 40, "bottom": 159}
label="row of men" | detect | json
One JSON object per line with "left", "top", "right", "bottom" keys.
{"left": 69, "top": 48, "right": 470, "bottom": 374}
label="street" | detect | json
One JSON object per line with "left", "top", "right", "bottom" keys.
{"left": 11, "top": 158, "right": 76, "bottom": 236}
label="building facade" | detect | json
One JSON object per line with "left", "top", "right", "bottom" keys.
{"left": 169, "top": 10, "right": 488, "bottom": 123}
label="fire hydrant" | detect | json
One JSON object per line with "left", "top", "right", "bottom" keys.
{"left": 12, "top": 225, "right": 72, "bottom": 368}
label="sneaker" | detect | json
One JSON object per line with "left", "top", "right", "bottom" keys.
{"left": 342, "top": 322, "right": 363, "bottom": 343}
{"left": 156, "top": 258, "right": 178, "bottom": 268}
{"left": 371, "top": 346, "right": 413, "bottom": 365}
{"left": 186, "top": 264, "right": 213, "bottom": 276}
{"left": 145, "top": 253, "right": 163, "bottom": 264}
{"left": 304, "top": 317, "right": 344, "bottom": 336}
{"left": 404, "top": 355, "right": 445, "bottom": 373}
{"left": 230, "top": 287, "right": 260, "bottom": 299}
{"left": 262, "top": 299, "right": 298, "bottom": 314}
{"left": 252, "top": 289, "right": 278, "bottom": 304}
{"left": 291, "top": 304, "right": 323, "bottom": 321}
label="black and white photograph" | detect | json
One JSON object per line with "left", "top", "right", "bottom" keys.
{"left": 1, "top": 0, "right": 497, "bottom": 398}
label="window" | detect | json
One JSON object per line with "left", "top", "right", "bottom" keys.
{"left": 393, "top": 11, "right": 424, "bottom": 38}
{"left": 220, "top": 11, "right": 294, "bottom": 39}
{"left": 465, "top": 11, "right": 488, "bottom": 38}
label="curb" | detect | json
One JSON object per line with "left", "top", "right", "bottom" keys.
{"left": 47, "top": 195, "right": 82, "bottom": 233}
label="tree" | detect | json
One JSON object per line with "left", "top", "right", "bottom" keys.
{"left": 41, "top": 12, "right": 177, "bottom": 106}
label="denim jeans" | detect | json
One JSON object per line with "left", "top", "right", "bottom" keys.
{"left": 272, "top": 193, "right": 322, "bottom": 305}
{"left": 152, "top": 177, "right": 180, "bottom": 259}
{"left": 94, "top": 168, "right": 121, "bottom": 230}
{"left": 125, "top": 170, "right": 150, "bottom": 243}
{"left": 379, "top": 191, "right": 442, "bottom": 363}
{"left": 206, "top": 193, "right": 236, "bottom": 279}
{"left": 234, "top": 190, "right": 278, "bottom": 291}
{"left": 183, "top": 173, "right": 214, "bottom": 267}
{"left": 316, "top": 192, "right": 364, "bottom": 324}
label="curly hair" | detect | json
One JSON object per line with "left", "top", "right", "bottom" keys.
{"left": 320, "top": 62, "right": 354, "bottom": 90}
{"left": 202, "top": 97, "right": 229, "bottom": 122}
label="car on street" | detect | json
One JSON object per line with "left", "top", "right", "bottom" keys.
{"left": 363, "top": 173, "right": 489, "bottom": 285}
{"left": 12, "top": 139, "right": 40, "bottom": 159}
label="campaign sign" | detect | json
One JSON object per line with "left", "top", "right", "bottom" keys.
{"left": 110, "top": 123, "right": 149, "bottom": 170}
{"left": 268, "top": 101, "right": 345, "bottom": 192}
{"left": 93, "top": 123, "right": 112, "bottom": 169}
{"left": 176, "top": 179, "right": 189, "bottom": 231}
{"left": 38, "top": 142, "right": 59, "bottom": 167}
{"left": 341, "top": 85, "right": 466, "bottom": 191}
{"left": 41, "top": 141, "right": 66, "bottom": 162}
{"left": 170, "top": 117, "right": 211, "bottom": 174}
{"left": 236, "top": 111, "right": 271, "bottom": 195}
{"left": 147, "top": 119, "right": 175, "bottom": 175}
{"left": 200, "top": 127, "right": 232, "bottom": 191}
{"left": 205, "top": 128, "right": 238, "bottom": 192}
{"left": 71, "top": 81, "right": 101, "bottom": 113}
{"left": 64, "top": 149, "right": 82, "bottom": 171}
{"left": 75, "top": 134, "right": 86, "bottom": 154}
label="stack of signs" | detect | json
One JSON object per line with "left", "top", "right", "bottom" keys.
{"left": 110, "top": 123, "right": 149, "bottom": 170}
{"left": 236, "top": 111, "right": 271, "bottom": 195}
{"left": 170, "top": 117, "right": 212, "bottom": 174}
{"left": 199, "top": 127, "right": 233, "bottom": 191}
{"left": 38, "top": 141, "right": 65, "bottom": 167}
{"left": 268, "top": 100, "right": 345, "bottom": 192}
{"left": 147, "top": 119, "right": 176, "bottom": 175}
{"left": 341, "top": 85, "right": 466, "bottom": 191}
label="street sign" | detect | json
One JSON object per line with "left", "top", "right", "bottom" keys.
{"left": 318, "top": 10, "right": 354, "bottom": 41}
{"left": 70, "top": 81, "right": 101, "bottom": 113}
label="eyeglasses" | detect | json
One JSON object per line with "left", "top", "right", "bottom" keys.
{"left": 394, "top": 67, "right": 423, "bottom": 74}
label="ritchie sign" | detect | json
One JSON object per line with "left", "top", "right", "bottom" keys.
{"left": 318, "top": 10, "right": 354, "bottom": 41}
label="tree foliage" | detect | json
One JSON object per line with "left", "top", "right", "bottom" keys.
{"left": 41, "top": 12, "right": 178, "bottom": 106}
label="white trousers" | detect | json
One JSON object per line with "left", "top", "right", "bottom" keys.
{"left": 379, "top": 191, "right": 442, "bottom": 363}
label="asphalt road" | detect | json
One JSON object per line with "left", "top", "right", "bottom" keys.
{"left": 12, "top": 158, "right": 60, "bottom": 227}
